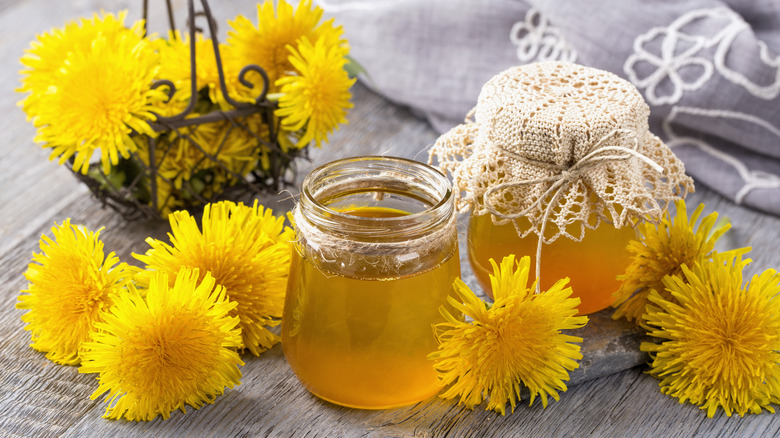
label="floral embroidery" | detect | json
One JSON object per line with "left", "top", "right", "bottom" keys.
{"left": 510, "top": 8, "right": 577, "bottom": 63}
{"left": 625, "top": 8, "right": 780, "bottom": 105}
{"left": 663, "top": 106, "right": 780, "bottom": 203}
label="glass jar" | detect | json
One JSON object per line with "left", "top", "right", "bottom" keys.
{"left": 467, "top": 214, "right": 635, "bottom": 315}
{"left": 282, "top": 156, "right": 461, "bottom": 409}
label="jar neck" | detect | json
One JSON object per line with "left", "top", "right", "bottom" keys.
{"left": 293, "top": 156, "right": 458, "bottom": 279}
{"left": 298, "top": 156, "right": 454, "bottom": 243}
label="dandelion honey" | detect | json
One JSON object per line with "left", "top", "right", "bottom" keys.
{"left": 282, "top": 226, "right": 460, "bottom": 408}
{"left": 467, "top": 214, "right": 635, "bottom": 315}
{"left": 283, "top": 157, "right": 461, "bottom": 409}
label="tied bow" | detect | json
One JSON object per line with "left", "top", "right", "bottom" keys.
{"left": 482, "top": 129, "right": 664, "bottom": 293}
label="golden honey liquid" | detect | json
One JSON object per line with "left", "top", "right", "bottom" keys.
{"left": 282, "top": 207, "right": 461, "bottom": 409}
{"left": 467, "top": 214, "right": 635, "bottom": 315}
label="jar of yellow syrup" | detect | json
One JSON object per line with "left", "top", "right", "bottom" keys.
{"left": 282, "top": 156, "right": 461, "bottom": 409}
{"left": 467, "top": 216, "right": 637, "bottom": 314}
{"left": 430, "top": 61, "right": 693, "bottom": 314}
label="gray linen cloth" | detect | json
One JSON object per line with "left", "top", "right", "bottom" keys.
{"left": 316, "top": 0, "right": 780, "bottom": 216}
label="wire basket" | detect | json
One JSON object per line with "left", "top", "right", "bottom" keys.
{"left": 71, "top": 0, "right": 307, "bottom": 221}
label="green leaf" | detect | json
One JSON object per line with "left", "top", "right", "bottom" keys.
{"left": 344, "top": 55, "right": 371, "bottom": 82}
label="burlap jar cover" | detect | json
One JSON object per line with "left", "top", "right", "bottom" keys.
{"left": 429, "top": 61, "right": 695, "bottom": 286}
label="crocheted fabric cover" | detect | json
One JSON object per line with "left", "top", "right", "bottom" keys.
{"left": 430, "top": 61, "right": 694, "bottom": 243}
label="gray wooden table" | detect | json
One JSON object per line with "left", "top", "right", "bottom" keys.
{"left": 1, "top": 1, "right": 779, "bottom": 437}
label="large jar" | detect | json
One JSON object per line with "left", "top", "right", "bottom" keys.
{"left": 429, "top": 61, "right": 694, "bottom": 315}
{"left": 282, "top": 156, "right": 461, "bottom": 409}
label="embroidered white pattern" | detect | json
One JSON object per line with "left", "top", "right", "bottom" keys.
{"left": 624, "top": 7, "right": 780, "bottom": 105}
{"left": 663, "top": 107, "right": 780, "bottom": 204}
{"left": 510, "top": 8, "right": 577, "bottom": 63}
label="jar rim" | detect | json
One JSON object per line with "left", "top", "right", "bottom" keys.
{"left": 299, "top": 156, "right": 453, "bottom": 241}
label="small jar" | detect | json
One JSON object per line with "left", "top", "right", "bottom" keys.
{"left": 282, "top": 156, "right": 461, "bottom": 409}
{"left": 467, "top": 215, "right": 636, "bottom": 315}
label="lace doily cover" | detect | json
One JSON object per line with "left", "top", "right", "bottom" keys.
{"left": 430, "top": 61, "right": 694, "bottom": 243}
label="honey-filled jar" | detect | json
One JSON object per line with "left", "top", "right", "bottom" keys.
{"left": 430, "top": 61, "right": 693, "bottom": 315}
{"left": 282, "top": 156, "right": 461, "bottom": 409}
{"left": 468, "top": 215, "right": 637, "bottom": 314}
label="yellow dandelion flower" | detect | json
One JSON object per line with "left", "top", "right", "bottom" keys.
{"left": 149, "top": 32, "right": 194, "bottom": 118}
{"left": 154, "top": 123, "right": 226, "bottom": 189}
{"left": 79, "top": 268, "right": 243, "bottom": 421}
{"left": 153, "top": 32, "right": 243, "bottom": 111}
{"left": 152, "top": 28, "right": 275, "bottom": 110}
{"left": 134, "top": 200, "right": 294, "bottom": 355}
{"left": 127, "top": 135, "right": 183, "bottom": 217}
{"left": 203, "top": 117, "right": 261, "bottom": 176}
{"left": 642, "top": 256, "right": 780, "bottom": 417}
{"left": 18, "top": 11, "right": 137, "bottom": 117}
{"left": 187, "top": 36, "right": 239, "bottom": 109}
{"left": 275, "top": 37, "right": 355, "bottom": 148}
{"left": 16, "top": 220, "right": 131, "bottom": 365}
{"left": 429, "top": 255, "right": 588, "bottom": 415}
{"left": 226, "top": 0, "right": 347, "bottom": 93}
{"left": 612, "top": 199, "right": 750, "bottom": 324}
{"left": 21, "top": 14, "right": 165, "bottom": 175}
{"left": 135, "top": 118, "right": 259, "bottom": 214}
{"left": 241, "top": 113, "right": 298, "bottom": 175}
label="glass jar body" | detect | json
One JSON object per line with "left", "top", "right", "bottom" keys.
{"left": 282, "top": 156, "right": 461, "bottom": 409}
{"left": 467, "top": 214, "right": 635, "bottom": 315}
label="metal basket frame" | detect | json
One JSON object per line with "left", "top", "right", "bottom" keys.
{"left": 73, "top": 0, "right": 305, "bottom": 221}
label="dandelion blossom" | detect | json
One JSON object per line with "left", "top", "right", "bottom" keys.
{"left": 226, "top": 0, "right": 346, "bottom": 90}
{"left": 148, "top": 32, "right": 194, "bottom": 118}
{"left": 154, "top": 31, "right": 245, "bottom": 110}
{"left": 20, "top": 13, "right": 165, "bottom": 174}
{"left": 18, "top": 11, "right": 136, "bottom": 117}
{"left": 134, "top": 200, "right": 294, "bottom": 356}
{"left": 612, "top": 199, "right": 750, "bottom": 324}
{"left": 16, "top": 220, "right": 131, "bottom": 365}
{"left": 197, "top": 117, "right": 260, "bottom": 177}
{"left": 429, "top": 255, "right": 588, "bottom": 414}
{"left": 276, "top": 37, "right": 355, "bottom": 148}
{"left": 80, "top": 268, "right": 243, "bottom": 421}
{"left": 141, "top": 123, "right": 228, "bottom": 190}
{"left": 642, "top": 256, "right": 780, "bottom": 417}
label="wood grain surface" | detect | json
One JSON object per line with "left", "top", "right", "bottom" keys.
{"left": 1, "top": 1, "right": 779, "bottom": 437}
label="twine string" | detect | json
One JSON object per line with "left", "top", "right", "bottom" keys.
{"left": 482, "top": 129, "right": 664, "bottom": 293}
